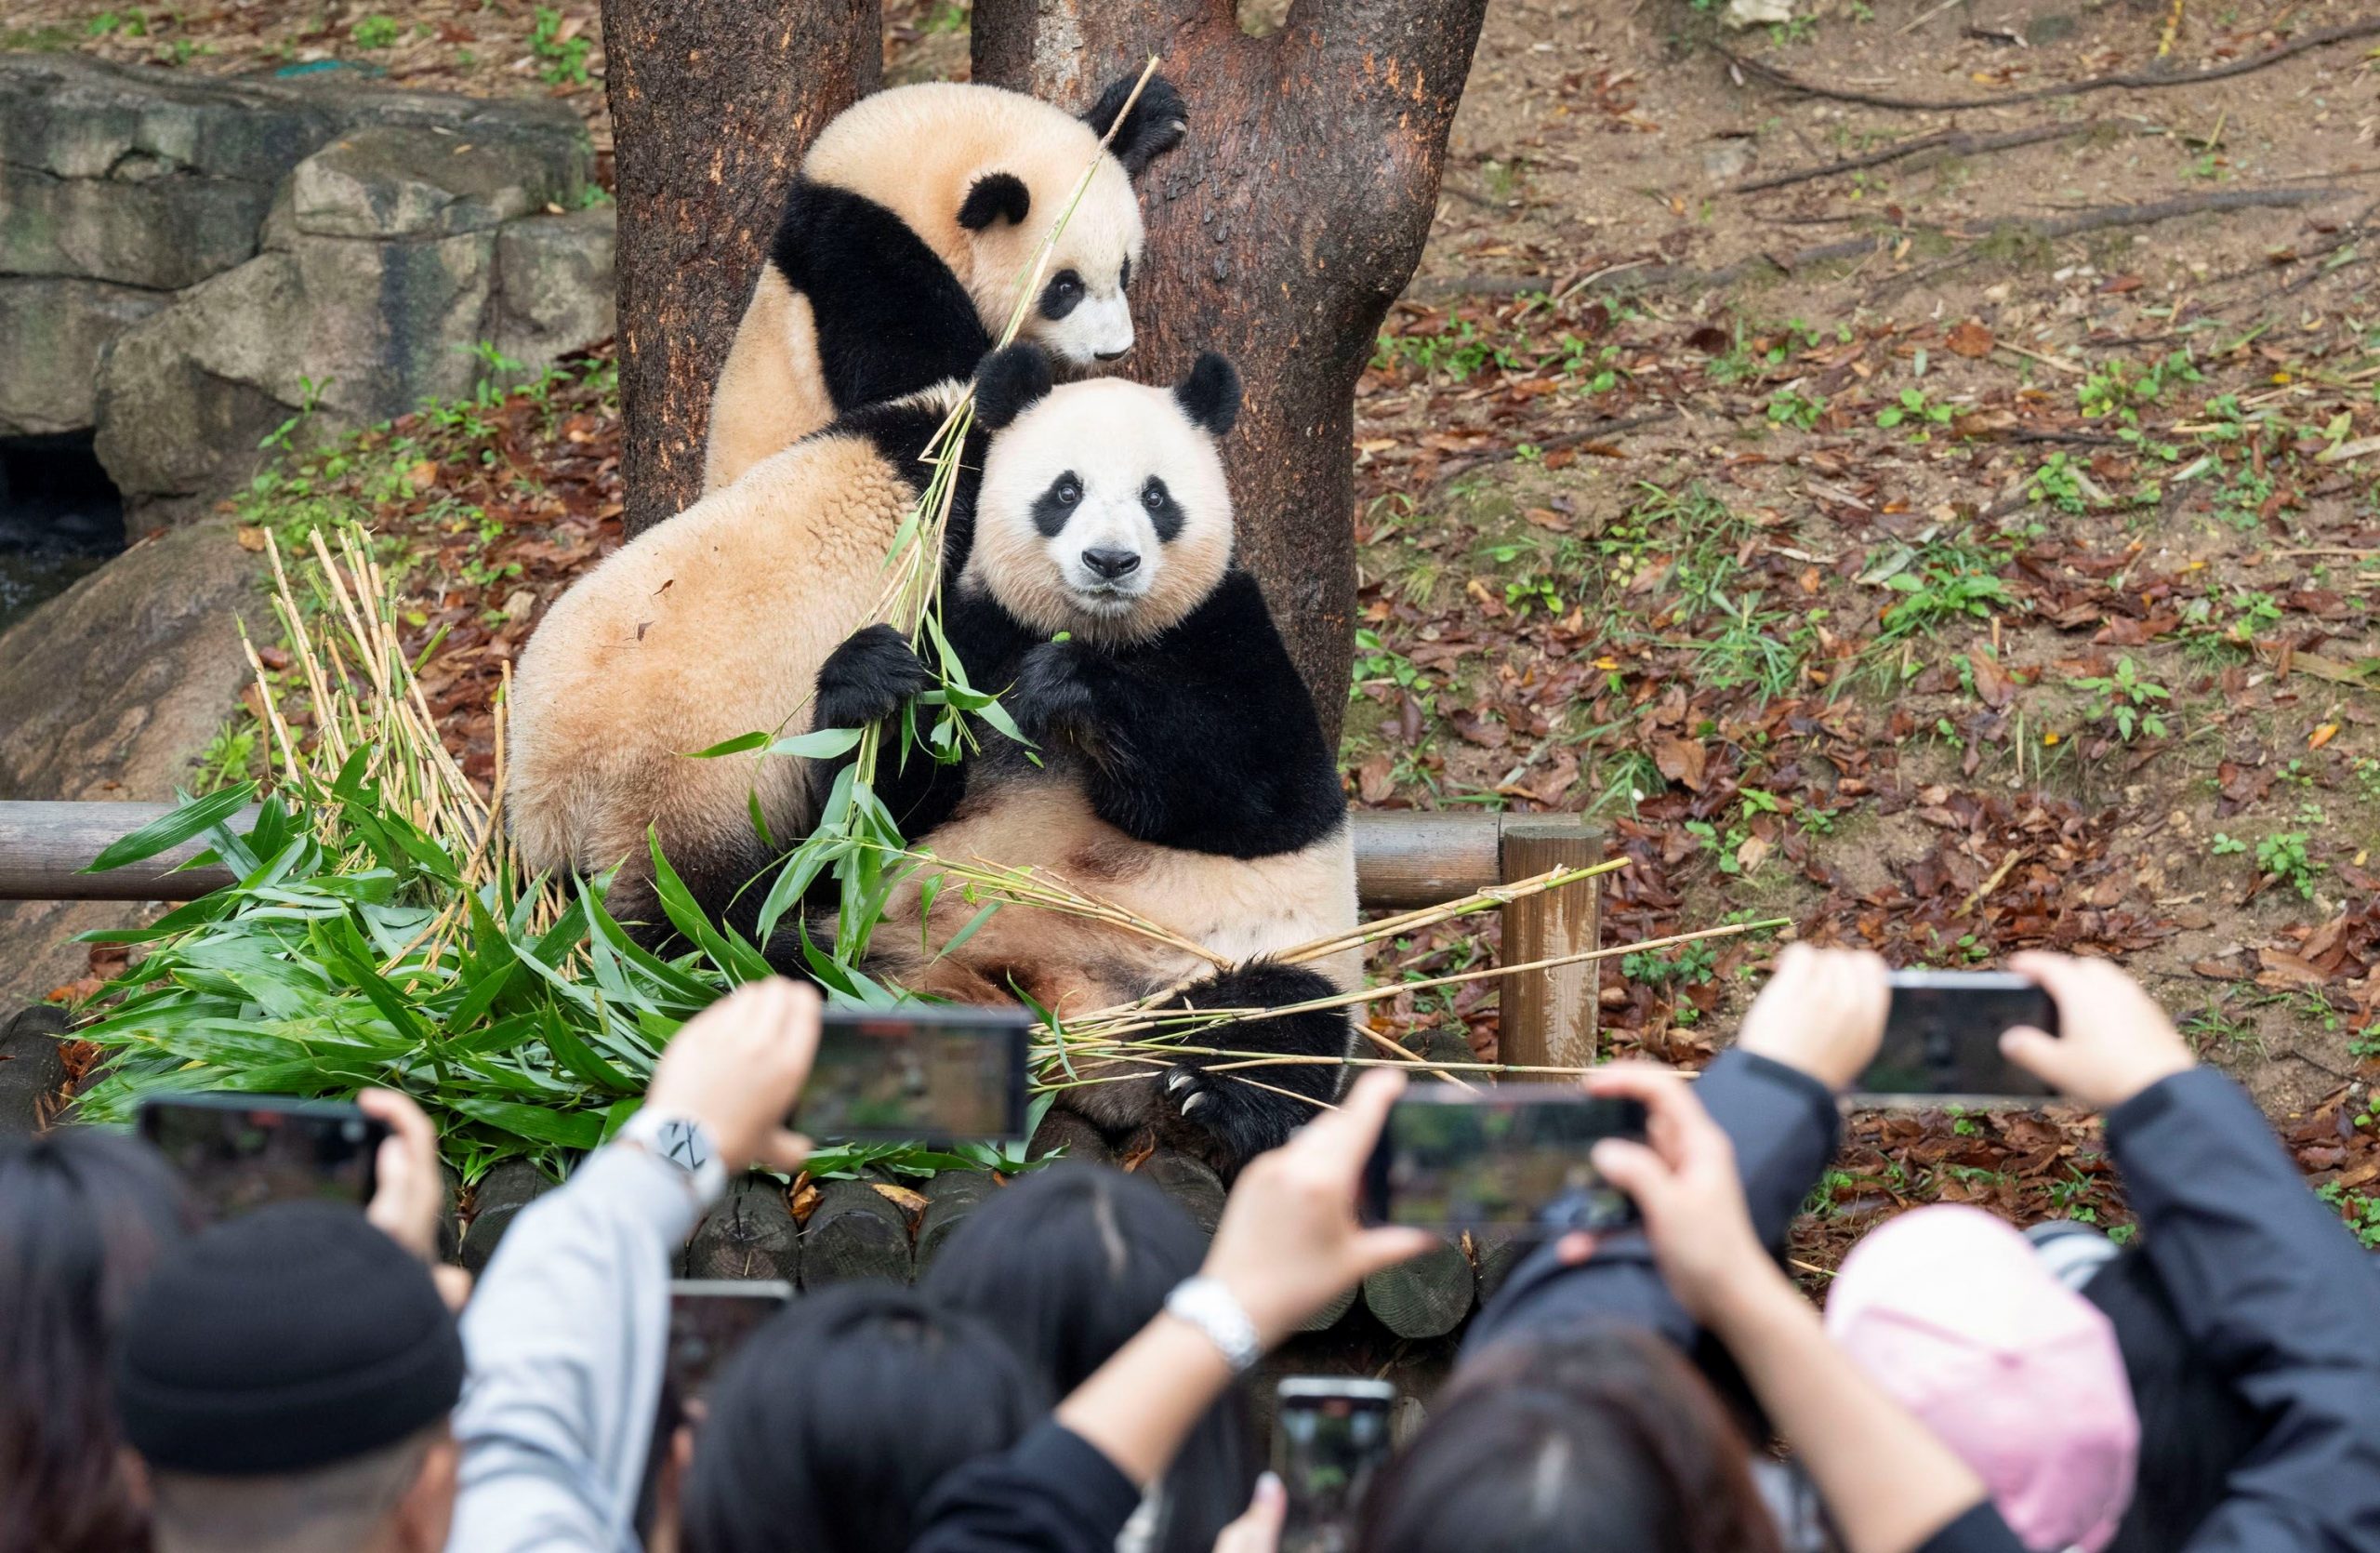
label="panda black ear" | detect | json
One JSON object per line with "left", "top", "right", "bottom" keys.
{"left": 974, "top": 344, "right": 1054, "bottom": 431}
{"left": 1173, "top": 352, "right": 1240, "bottom": 439}
{"left": 958, "top": 172, "right": 1031, "bottom": 231}
{"left": 1081, "top": 73, "right": 1188, "bottom": 178}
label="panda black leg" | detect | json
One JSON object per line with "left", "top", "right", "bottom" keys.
{"left": 815, "top": 623, "right": 934, "bottom": 730}
{"left": 1158, "top": 961, "right": 1353, "bottom": 1172}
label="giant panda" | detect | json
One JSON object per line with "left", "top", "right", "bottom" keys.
{"left": 701, "top": 74, "right": 1188, "bottom": 496}
{"left": 809, "top": 345, "right": 1360, "bottom": 1170}
{"left": 506, "top": 375, "right": 997, "bottom": 944}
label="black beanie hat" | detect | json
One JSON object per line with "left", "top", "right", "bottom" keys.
{"left": 112, "top": 1200, "right": 464, "bottom": 1476}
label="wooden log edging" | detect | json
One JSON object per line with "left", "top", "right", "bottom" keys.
{"left": 0, "top": 802, "right": 1595, "bottom": 912}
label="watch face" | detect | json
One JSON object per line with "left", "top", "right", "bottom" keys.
{"left": 654, "top": 1119, "right": 712, "bottom": 1175}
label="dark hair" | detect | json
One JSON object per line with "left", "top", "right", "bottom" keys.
{"left": 1355, "top": 1329, "right": 1783, "bottom": 1553}
{"left": 2085, "top": 1250, "right": 2259, "bottom": 1553}
{"left": 681, "top": 1282, "right": 1049, "bottom": 1553}
{"left": 921, "top": 1164, "right": 1260, "bottom": 1553}
{"left": 0, "top": 1126, "right": 200, "bottom": 1553}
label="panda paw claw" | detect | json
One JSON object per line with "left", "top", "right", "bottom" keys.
{"left": 1161, "top": 1061, "right": 1295, "bottom": 1165}
{"left": 815, "top": 623, "right": 934, "bottom": 731}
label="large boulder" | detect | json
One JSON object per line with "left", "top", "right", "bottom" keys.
{"left": 0, "top": 518, "right": 270, "bottom": 1011}
{"left": 0, "top": 54, "right": 615, "bottom": 529}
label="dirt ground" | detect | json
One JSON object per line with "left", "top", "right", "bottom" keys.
{"left": 25, "top": 0, "right": 2377, "bottom": 1259}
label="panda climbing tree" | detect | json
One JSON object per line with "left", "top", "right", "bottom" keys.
{"left": 596, "top": 0, "right": 1492, "bottom": 749}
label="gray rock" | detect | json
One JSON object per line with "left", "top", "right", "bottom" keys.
{"left": 495, "top": 206, "right": 615, "bottom": 365}
{"left": 0, "top": 517, "right": 270, "bottom": 1009}
{"left": 4, "top": 52, "right": 605, "bottom": 525}
{"left": 0, "top": 275, "right": 167, "bottom": 434}
{"left": 290, "top": 123, "right": 587, "bottom": 241}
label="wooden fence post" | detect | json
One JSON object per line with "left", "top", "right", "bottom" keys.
{"left": 1497, "top": 817, "right": 1604, "bottom": 1073}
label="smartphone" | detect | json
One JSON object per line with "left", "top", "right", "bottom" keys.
{"left": 137, "top": 1093, "right": 388, "bottom": 1222}
{"left": 1856, "top": 970, "right": 2059, "bottom": 1100}
{"left": 794, "top": 1005, "right": 1033, "bottom": 1144}
{"left": 1275, "top": 1377, "right": 1397, "bottom": 1553}
{"left": 1361, "top": 1088, "right": 1647, "bottom": 1234}
{"left": 666, "top": 1280, "right": 792, "bottom": 1400}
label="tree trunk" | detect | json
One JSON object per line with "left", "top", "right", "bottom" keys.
{"left": 603, "top": 0, "right": 883, "bottom": 538}
{"left": 972, "top": 0, "right": 1487, "bottom": 745}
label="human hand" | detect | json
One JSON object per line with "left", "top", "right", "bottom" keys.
{"left": 1212, "top": 1473, "right": 1286, "bottom": 1553}
{"left": 1198, "top": 1069, "right": 1435, "bottom": 1347}
{"left": 1583, "top": 1065, "right": 1781, "bottom": 1330}
{"left": 1734, "top": 942, "right": 1889, "bottom": 1091}
{"left": 2003, "top": 951, "right": 2193, "bottom": 1109}
{"left": 359, "top": 1088, "right": 447, "bottom": 1265}
{"left": 644, "top": 977, "right": 820, "bottom": 1174}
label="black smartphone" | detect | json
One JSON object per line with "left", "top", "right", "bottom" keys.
{"left": 1856, "top": 969, "right": 2060, "bottom": 1099}
{"left": 666, "top": 1280, "right": 793, "bottom": 1400}
{"left": 1275, "top": 1377, "right": 1397, "bottom": 1553}
{"left": 795, "top": 1005, "right": 1034, "bottom": 1144}
{"left": 1361, "top": 1087, "right": 1648, "bottom": 1234}
{"left": 137, "top": 1093, "right": 388, "bottom": 1222}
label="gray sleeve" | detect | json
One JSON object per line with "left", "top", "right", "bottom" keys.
{"left": 444, "top": 1146, "right": 705, "bottom": 1553}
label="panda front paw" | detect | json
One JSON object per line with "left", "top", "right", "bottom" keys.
{"left": 815, "top": 624, "right": 934, "bottom": 731}
{"left": 1009, "top": 641, "right": 1099, "bottom": 743}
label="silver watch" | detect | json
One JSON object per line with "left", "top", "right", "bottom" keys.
{"left": 1165, "top": 1277, "right": 1263, "bottom": 1374}
{"left": 616, "top": 1109, "right": 728, "bottom": 1205}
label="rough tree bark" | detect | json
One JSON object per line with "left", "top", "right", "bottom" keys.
{"left": 972, "top": 0, "right": 1488, "bottom": 742}
{"left": 602, "top": 0, "right": 883, "bottom": 538}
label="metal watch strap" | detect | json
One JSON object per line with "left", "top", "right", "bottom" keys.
{"left": 1164, "top": 1277, "right": 1263, "bottom": 1374}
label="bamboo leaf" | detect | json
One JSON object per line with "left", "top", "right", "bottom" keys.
{"left": 81, "top": 784, "right": 256, "bottom": 873}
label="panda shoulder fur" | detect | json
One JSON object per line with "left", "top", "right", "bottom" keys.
{"left": 813, "top": 345, "right": 1360, "bottom": 1172}
{"left": 506, "top": 378, "right": 996, "bottom": 953}
{"left": 702, "top": 74, "right": 1188, "bottom": 496}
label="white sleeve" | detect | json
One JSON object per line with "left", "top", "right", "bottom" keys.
{"left": 443, "top": 1146, "right": 705, "bottom": 1553}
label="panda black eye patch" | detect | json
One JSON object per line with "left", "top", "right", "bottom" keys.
{"left": 1031, "top": 472, "right": 1083, "bottom": 537}
{"left": 1139, "top": 476, "right": 1184, "bottom": 541}
{"left": 1038, "top": 270, "right": 1085, "bottom": 321}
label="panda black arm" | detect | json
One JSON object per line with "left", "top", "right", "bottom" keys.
{"left": 1011, "top": 571, "right": 1343, "bottom": 858}
{"left": 774, "top": 180, "right": 994, "bottom": 413}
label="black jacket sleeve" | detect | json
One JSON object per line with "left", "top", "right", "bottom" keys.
{"left": 2105, "top": 1067, "right": 2380, "bottom": 1553}
{"left": 1912, "top": 1500, "right": 2030, "bottom": 1553}
{"left": 1463, "top": 1048, "right": 1840, "bottom": 1358}
{"left": 909, "top": 1420, "right": 1144, "bottom": 1553}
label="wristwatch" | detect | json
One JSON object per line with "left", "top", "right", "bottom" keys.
{"left": 1164, "top": 1277, "right": 1263, "bottom": 1374}
{"left": 616, "top": 1109, "right": 728, "bottom": 1206}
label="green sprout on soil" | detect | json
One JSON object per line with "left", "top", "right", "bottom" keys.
{"left": 2066, "top": 657, "right": 2172, "bottom": 742}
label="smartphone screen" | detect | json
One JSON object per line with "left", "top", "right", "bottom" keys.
{"left": 794, "top": 1005, "right": 1033, "bottom": 1144}
{"left": 1858, "top": 970, "right": 2059, "bottom": 1099}
{"left": 1362, "top": 1089, "right": 1647, "bottom": 1233}
{"left": 666, "top": 1281, "right": 792, "bottom": 1400}
{"left": 1275, "top": 1377, "right": 1396, "bottom": 1553}
{"left": 137, "top": 1094, "right": 388, "bottom": 1222}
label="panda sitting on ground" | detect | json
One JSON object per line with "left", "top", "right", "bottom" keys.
{"left": 811, "top": 344, "right": 1359, "bottom": 1171}
{"left": 702, "top": 74, "right": 1188, "bottom": 495}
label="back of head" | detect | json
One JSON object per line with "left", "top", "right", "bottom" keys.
{"left": 922, "top": 1162, "right": 1204, "bottom": 1389}
{"left": 113, "top": 1199, "right": 465, "bottom": 1552}
{"left": 683, "top": 1282, "right": 1049, "bottom": 1553}
{"left": 1356, "top": 1329, "right": 1782, "bottom": 1553}
{"left": 2083, "top": 1251, "right": 2259, "bottom": 1553}
{"left": 921, "top": 1164, "right": 1258, "bottom": 1553}
{"left": 1827, "top": 1205, "right": 2138, "bottom": 1553}
{"left": 0, "top": 1126, "right": 196, "bottom": 1553}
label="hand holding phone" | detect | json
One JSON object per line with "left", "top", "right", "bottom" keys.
{"left": 1361, "top": 1088, "right": 1649, "bottom": 1235}
{"left": 1998, "top": 951, "right": 2193, "bottom": 1108}
{"left": 138, "top": 1094, "right": 389, "bottom": 1222}
{"left": 1274, "top": 1377, "right": 1396, "bottom": 1553}
{"left": 1855, "top": 970, "right": 2059, "bottom": 1100}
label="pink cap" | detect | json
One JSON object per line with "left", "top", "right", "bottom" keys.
{"left": 1825, "top": 1205, "right": 2138, "bottom": 1553}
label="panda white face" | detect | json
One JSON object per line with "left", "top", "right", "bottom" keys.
{"left": 968, "top": 360, "right": 1239, "bottom": 646}
{"left": 1023, "top": 255, "right": 1132, "bottom": 366}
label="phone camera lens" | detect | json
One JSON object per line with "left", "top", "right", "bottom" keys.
{"left": 341, "top": 1121, "right": 365, "bottom": 1143}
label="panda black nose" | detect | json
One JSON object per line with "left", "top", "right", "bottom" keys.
{"left": 1094, "top": 347, "right": 1130, "bottom": 362}
{"left": 1082, "top": 547, "right": 1141, "bottom": 580}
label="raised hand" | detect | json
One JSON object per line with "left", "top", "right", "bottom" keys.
{"left": 1734, "top": 942, "right": 1890, "bottom": 1091}
{"left": 2002, "top": 951, "right": 2193, "bottom": 1108}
